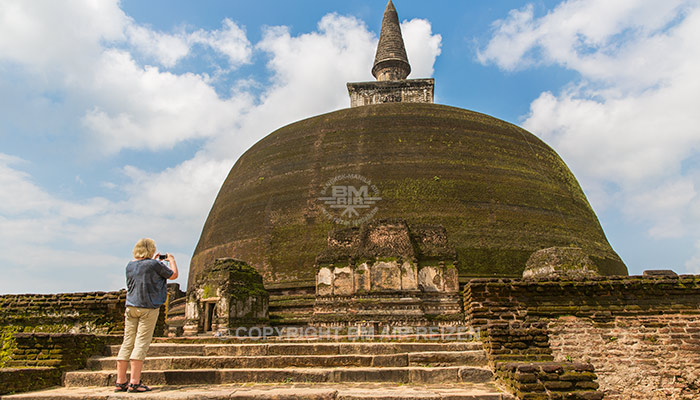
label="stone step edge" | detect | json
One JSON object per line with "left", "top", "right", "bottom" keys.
{"left": 127, "top": 341, "right": 483, "bottom": 348}
{"left": 152, "top": 334, "right": 480, "bottom": 343}
{"left": 107, "top": 343, "right": 484, "bottom": 354}
{"left": 88, "top": 352, "right": 488, "bottom": 369}
{"left": 65, "top": 366, "right": 495, "bottom": 387}
{"left": 121, "top": 337, "right": 483, "bottom": 347}
{"left": 97, "top": 350, "right": 486, "bottom": 360}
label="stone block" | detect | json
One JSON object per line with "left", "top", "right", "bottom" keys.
{"left": 544, "top": 380, "right": 574, "bottom": 390}
{"left": 522, "top": 247, "right": 599, "bottom": 280}
{"left": 418, "top": 266, "right": 442, "bottom": 292}
{"left": 371, "top": 261, "right": 401, "bottom": 291}
{"left": 575, "top": 381, "right": 600, "bottom": 390}
{"left": 317, "top": 267, "right": 333, "bottom": 296}
{"left": 458, "top": 367, "right": 494, "bottom": 383}
{"left": 354, "top": 263, "right": 371, "bottom": 293}
{"left": 409, "top": 366, "right": 459, "bottom": 383}
{"left": 444, "top": 266, "right": 459, "bottom": 292}
{"left": 516, "top": 372, "right": 538, "bottom": 383}
{"left": 643, "top": 269, "right": 678, "bottom": 277}
{"left": 333, "top": 266, "right": 354, "bottom": 296}
{"left": 401, "top": 262, "right": 418, "bottom": 290}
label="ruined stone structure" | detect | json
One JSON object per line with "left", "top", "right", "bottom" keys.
{"left": 183, "top": 258, "right": 268, "bottom": 336}
{"left": 312, "top": 219, "right": 462, "bottom": 328}
{"left": 522, "top": 246, "right": 600, "bottom": 281}
{"left": 347, "top": 1, "right": 434, "bottom": 107}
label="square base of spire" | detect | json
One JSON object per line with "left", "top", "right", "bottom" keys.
{"left": 347, "top": 78, "right": 434, "bottom": 107}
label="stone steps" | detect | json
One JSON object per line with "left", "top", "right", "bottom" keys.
{"left": 3, "top": 336, "right": 513, "bottom": 399}
{"left": 268, "top": 293, "right": 315, "bottom": 325}
{"left": 1, "top": 382, "right": 515, "bottom": 400}
{"left": 268, "top": 294, "right": 315, "bottom": 308}
{"left": 89, "top": 351, "right": 487, "bottom": 370}
{"left": 66, "top": 340, "right": 494, "bottom": 389}
{"left": 65, "top": 366, "right": 495, "bottom": 387}
{"left": 105, "top": 342, "right": 483, "bottom": 356}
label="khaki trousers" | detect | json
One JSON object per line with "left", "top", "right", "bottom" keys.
{"left": 116, "top": 306, "right": 159, "bottom": 361}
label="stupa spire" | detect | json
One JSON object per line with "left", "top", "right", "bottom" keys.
{"left": 346, "top": 0, "right": 433, "bottom": 107}
{"left": 372, "top": 0, "right": 411, "bottom": 81}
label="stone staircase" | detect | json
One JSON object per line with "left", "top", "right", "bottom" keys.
{"left": 268, "top": 292, "right": 315, "bottom": 326}
{"left": 3, "top": 336, "right": 514, "bottom": 399}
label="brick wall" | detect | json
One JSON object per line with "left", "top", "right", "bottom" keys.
{"left": 0, "top": 333, "right": 122, "bottom": 395}
{"left": 464, "top": 275, "right": 700, "bottom": 400}
{"left": 549, "top": 315, "right": 700, "bottom": 399}
{"left": 495, "top": 362, "right": 601, "bottom": 400}
{"left": 0, "top": 368, "right": 62, "bottom": 395}
{"left": 0, "top": 290, "right": 167, "bottom": 336}
{"left": 7, "top": 333, "right": 118, "bottom": 369}
{"left": 0, "top": 291, "right": 127, "bottom": 334}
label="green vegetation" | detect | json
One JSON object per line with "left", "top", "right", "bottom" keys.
{"left": 0, "top": 326, "right": 17, "bottom": 368}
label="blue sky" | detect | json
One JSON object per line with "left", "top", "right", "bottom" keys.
{"left": 1, "top": 0, "right": 699, "bottom": 294}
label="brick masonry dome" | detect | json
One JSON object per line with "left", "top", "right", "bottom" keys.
{"left": 189, "top": 103, "right": 627, "bottom": 291}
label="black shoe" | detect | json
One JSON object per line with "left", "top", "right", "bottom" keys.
{"left": 114, "top": 382, "right": 128, "bottom": 392}
{"left": 128, "top": 381, "right": 152, "bottom": 392}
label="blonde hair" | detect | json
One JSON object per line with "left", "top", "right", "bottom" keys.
{"left": 133, "top": 238, "right": 156, "bottom": 259}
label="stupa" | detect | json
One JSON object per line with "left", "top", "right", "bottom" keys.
{"left": 188, "top": 0, "right": 627, "bottom": 302}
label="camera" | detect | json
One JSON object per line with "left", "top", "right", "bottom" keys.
{"left": 158, "top": 254, "right": 168, "bottom": 260}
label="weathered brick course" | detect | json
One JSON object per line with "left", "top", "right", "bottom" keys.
{"left": 0, "top": 290, "right": 166, "bottom": 335}
{"left": 0, "top": 291, "right": 127, "bottom": 334}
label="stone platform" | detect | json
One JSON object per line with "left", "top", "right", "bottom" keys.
{"left": 1, "top": 382, "right": 514, "bottom": 400}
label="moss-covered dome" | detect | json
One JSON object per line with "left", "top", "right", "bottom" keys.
{"left": 189, "top": 103, "right": 626, "bottom": 290}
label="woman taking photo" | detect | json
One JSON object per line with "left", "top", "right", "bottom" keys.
{"left": 114, "top": 238, "right": 178, "bottom": 393}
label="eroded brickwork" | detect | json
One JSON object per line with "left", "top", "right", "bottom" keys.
{"left": 0, "top": 290, "right": 167, "bottom": 336}
{"left": 0, "top": 367, "right": 61, "bottom": 395}
{"left": 464, "top": 275, "right": 700, "bottom": 399}
{"left": 0, "top": 291, "right": 127, "bottom": 333}
{"left": 549, "top": 315, "right": 700, "bottom": 399}
{"left": 8, "top": 333, "right": 117, "bottom": 369}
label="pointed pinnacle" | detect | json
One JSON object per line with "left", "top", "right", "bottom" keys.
{"left": 372, "top": 0, "right": 411, "bottom": 81}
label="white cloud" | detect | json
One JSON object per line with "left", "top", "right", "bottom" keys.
{"left": 478, "top": 0, "right": 694, "bottom": 89}
{"left": 126, "top": 18, "right": 253, "bottom": 69}
{"left": 479, "top": 0, "right": 700, "bottom": 272}
{"left": 0, "top": 153, "right": 196, "bottom": 292}
{"left": 208, "top": 13, "right": 443, "bottom": 159}
{"left": 80, "top": 49, "right": 252, "bottom": 153}
{"left": 122, "top": 153, "right": 232, "bottom": 219}
{"left": 0, "top": 1, "right": 254, "bottom": 154}
{"left": 0, "top": 3, "right": 442, "bottom": 294}
{"left": 125, "top": 24, "right": 191, "bottom": 68}
{"left": 190, "top": 18, "right": 252, "bottom": 67}
{"left": 402, "top": 18, "right": 442, "bottom": 78}
{"left": 686, "top": 241, "right": 700, "bottom": 274}
{"left": 0, "top": 0, "right": 127, "bottom": 73}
